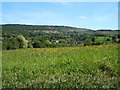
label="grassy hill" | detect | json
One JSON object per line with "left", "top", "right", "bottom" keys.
{"left": 1, "top": 24, "right": 119, "bottom": 36}
{"left": 2, "top": 44, "right": 119, "bottom": 88}
{"left": 2, "top": 24, "right": 120, "bottom": 88}
{"left": 1, "top": 24, "right": 120, "bottom": 50}
{"left": 1, "top": 24, "right": 93, "bottom": 31}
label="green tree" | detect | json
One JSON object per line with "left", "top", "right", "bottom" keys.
{"left": 2, "top": 37, "right": 20, "bottom": 50}
{"left": 32, "top": 41, "right": 45, "bottom": 48}
{"left": 84, "top": 38, "right": 92, "bottom": 46}
{"left": 17, "top": 35, "right": 28, "bottom": 48}
{"left": 28, "top": 41, "right": 33, "bottom": 48}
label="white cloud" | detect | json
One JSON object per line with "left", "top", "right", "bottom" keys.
{"left": 59, "top": 2, "right": 70, "bottom": 5}
{"left": 78, "top": 16, "right": 87, "bottom": 19}
{"left": 93, "top": 16, "right": 110, "bottom": 22}
{"left": 2, "top": 10, "right": 68, "bottom": 25}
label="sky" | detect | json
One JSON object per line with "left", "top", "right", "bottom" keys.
{"left": 2, "top": 2, "right": 118, "bottom": 30}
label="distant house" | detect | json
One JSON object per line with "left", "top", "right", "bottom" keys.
{"left": 32, "top": 41, "right": 35, "bottom": 44}
{"left": 52, "top": 40, "right": 60, "bottom": 43}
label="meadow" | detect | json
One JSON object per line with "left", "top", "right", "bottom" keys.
{"left": 2, "top": 44, "right": 119, "bottom": 88}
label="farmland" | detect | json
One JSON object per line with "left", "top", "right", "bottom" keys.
{"left": 2, "top": 44, "right": 119, "bottom": 88}
{"left": 2, "top": 24, "right": 120, "bottom": 50}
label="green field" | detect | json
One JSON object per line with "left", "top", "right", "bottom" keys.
{"left": 2, "top": 44, "right": 119, "bottom": 88}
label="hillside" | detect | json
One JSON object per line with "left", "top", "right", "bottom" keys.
{"left": 1, "top": 24, "right": 119, "bottom": 35}
{"left": 1, "top": 24, "right": 120, "bottom": 50}
{"left": 1, "top": 24, "right": 93, "bottom": 31}
{"left": 2, "top": 44, "right": 119, "bottom": 88}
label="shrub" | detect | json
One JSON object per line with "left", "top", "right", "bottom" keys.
{"left": 17, "top": 35, "right": 28, "bottom": 48}
{"left": 84, "top": 38, "right": 92, "bottom": 46}
{"left": 2, "top": 37, "right": 20, "bottom": 50}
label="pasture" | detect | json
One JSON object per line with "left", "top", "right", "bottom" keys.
{"left": 2, "top": 44, "right": 119, "bottom": 88}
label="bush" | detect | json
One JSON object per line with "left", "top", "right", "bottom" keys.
{"left": 28, "top": 42, "right": 33, "bottom": 48}
{"left": 84, "top": 38, "right": 92, "bottom": 46}
{"left": 2, "top": 37, "right": 20, "bottom": 50}
{"left": 32, "top": 41, "right": 46, "bottom": 48}
{"left": 17, "top": 35, "right": 28, "bottom": 48}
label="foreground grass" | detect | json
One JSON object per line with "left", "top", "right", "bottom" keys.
{"left": 2, "top": 44, "right": 119, "bottom": 88}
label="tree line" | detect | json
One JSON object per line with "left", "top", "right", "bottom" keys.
{"left": 2, "top": 24, "right": 120, "bottom": 50}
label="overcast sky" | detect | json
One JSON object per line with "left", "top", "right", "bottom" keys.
{"left": 2, "top": 2, "right": 118, "bottom": 30}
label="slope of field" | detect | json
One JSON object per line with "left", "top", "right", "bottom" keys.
{"left": 2, "top": 44, "right": 119, "bottom": 88}
{"left": 1, "top": 24, "right": 93, "bottom": 31}
{"left": 2, "top": 24, "right": 119, "bottom": 38}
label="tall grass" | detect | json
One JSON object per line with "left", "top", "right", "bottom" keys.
{"left": 2, "top": 44, "right": 119, "bottom": 88}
